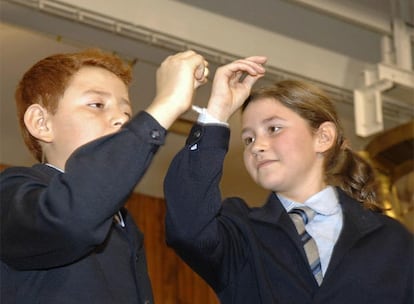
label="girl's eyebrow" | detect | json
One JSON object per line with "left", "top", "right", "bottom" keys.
{"left": 263, "top": 115, "right": 285, "bottom": 123}
{"left": 241, "top": 127, "right": 251, "bottom": 136}
{"left": 241, "top": 115, "right": 285, "bottom": 134}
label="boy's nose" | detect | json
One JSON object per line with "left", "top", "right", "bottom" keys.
{"left": 111, "top": 111, "right": 129, "bottom": 128}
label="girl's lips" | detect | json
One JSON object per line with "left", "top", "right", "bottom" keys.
{"left": 257, "top": 159, "right": 276, "bottom": 169}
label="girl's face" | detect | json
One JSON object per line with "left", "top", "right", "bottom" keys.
{"left": 241, "top": 97, "right": 326, "bottom": 202}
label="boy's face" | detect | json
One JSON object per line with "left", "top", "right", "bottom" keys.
{"left": 45, "top": 66, "right": 132, "bottom": 169}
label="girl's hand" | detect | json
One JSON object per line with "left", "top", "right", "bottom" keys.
{"left": 206, "top": 56, "right": 267, "bottom": 122}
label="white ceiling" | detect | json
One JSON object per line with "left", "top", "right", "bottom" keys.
{"left": 1, "top": 0, "right": 413, "bottom": 204}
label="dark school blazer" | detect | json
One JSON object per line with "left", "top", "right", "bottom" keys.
{"left": 1, "top": 112, "right": 165, "bottom": 304}
{"left": 164, "top": 123, "right": 414, "bottom": 304}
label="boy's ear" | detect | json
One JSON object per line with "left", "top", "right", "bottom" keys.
{"left": 314, "top": 121, "right": 336, "bottom": 153}
{"left": 24, "top": 104, "right": 53, "bottom": 142}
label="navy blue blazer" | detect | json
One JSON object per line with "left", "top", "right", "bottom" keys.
{"left": 164, "top": 123, "right": 414, "bottom": 304}
{"left": 1, "top": 112, "right": 165, "bottom": 304}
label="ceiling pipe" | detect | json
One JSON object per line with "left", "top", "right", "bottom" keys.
{"left": 283, "top": 0, "right": 392, "bottom": 35}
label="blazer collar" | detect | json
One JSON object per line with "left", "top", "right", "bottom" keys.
{"left": 248, "top": 188, "right": 383, "bottom": 233}
{"left": 323, "top": 188, "right": 384, "bottom": 279}
{"left": 248, "top": 188, "right": 385, "bottom": 284}
{"left": 248, "top": 192, "right": 285, "bottom": 225}
{"left": 337, "top": 188, "right": 383, "bottom": 237}
{"left": 33, "top": 163, "right": 63, "bottom": 177}
{"left": 248, "top": 193, "right": 299, "bottom": 241}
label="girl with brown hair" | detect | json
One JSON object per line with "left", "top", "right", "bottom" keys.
{"left": 164, "top": 57, "right": 413, "bottom": 304}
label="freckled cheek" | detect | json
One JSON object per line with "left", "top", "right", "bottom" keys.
{"left": 242, "top": 150, "right": 250, "bottom": 167}
{"left": 272, "top": 136, "right": 298, "bottom": 154}
{"left": 59, "top": 119, "right": 105, "bottom": 142}
{"left": 61, "top": 121, "right": 79, "bottom": 133}
{"left": 243, "top": 153, "right": 256, "bottom": 177}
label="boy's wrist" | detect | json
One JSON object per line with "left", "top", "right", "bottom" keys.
{"left": 145, "top": 100, "right": 184, "bottom": 129}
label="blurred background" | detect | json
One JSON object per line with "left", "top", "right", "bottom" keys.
{"left": 1, "top": 0, "right": 413, "bottom": 230}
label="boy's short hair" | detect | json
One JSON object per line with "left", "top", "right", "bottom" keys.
{"left": 15, "top": 48, "right": 133, "bottom": 162}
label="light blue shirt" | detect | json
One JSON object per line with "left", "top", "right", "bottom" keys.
{"left": 277, "top": 186, "right": 343, "bottom": 276}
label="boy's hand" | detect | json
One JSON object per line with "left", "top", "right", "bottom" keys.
{"left": 146, "top": 50, "right": 208, "bottom": 129}
{"left": 206, "top": 56, "right": 267, "bottom": 122}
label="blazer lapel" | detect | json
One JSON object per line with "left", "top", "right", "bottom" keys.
{"left": 248, "top": 192, "right": 310, "bottom": 261}
{"left": 248, "top": 192, "right": 318, "bottom": 288}
{"left": 324, "top": 190, "right": 383, "bottom": 280}
{"left": 248, "top": 193, "right": 283, "bottom": 223}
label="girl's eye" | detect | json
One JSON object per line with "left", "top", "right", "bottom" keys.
{"left": 268, "top": 126, "right": 281, "bottom": 134}
{"left": 243, "top": 137, "right": 255, "bottom": 146}
{"left": 89, "top": 102, "right": 105, "bottom": 109}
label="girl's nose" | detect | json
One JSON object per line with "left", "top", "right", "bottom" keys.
{"left": 250, "top": 136, "right": 267, "bottom": 156}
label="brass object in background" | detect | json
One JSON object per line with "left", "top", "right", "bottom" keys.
{"left": 362, "top": 120, "right": 414, "bottom": 232}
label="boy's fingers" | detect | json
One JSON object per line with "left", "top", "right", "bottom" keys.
{"left": 194, "top": 60, "right": 209, "bottom": 81}
{"left": 194, "top": 64, "right": 205, "bottom": 80}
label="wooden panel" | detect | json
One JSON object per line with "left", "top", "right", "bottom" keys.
{"left": 126, "top": 193, "right": 219, "bottom": 304}
{"left": 0, "top": 163, "right": 10, "bottom": 171}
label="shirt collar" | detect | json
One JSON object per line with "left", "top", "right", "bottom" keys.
{"left": 45, "top": 163, "right": 64, "bottom": 173}
{"left": 277, "top": 186, "right": 340, "bottom": 216}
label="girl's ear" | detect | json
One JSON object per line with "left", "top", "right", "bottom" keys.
{"left": 315, "top": 121, "right": 336, "bottom": 153}
{"left": 24, "top": 104, "right": 53, "bottom": 143}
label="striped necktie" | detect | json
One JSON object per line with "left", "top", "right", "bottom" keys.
{"left": 289, "top": 206, "right": 323, "bottom": 285}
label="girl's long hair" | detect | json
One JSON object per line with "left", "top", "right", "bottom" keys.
{"left": 243, "top": 80, "right": 382, "bottom": 210}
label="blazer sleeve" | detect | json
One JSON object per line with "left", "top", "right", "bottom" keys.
{"left": 0, "top": 111, "right": 165, "bottom": 270}
{"left": 164, "top": 123, "right": 249, "bottom": 292}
